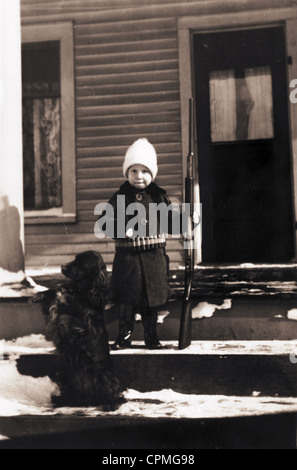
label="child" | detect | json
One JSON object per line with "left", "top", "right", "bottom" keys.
{"left": 101, "top": 138, "right": 175, "bottom": 350}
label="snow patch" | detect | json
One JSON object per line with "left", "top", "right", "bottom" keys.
{"left": 0, "top": 357, "right": 59, "bottom": 417}
{"left": 0, "top": 334, "right": 55, "bottom": 356}
{"left": 135, "top": 311, "right": 171, "bottom": 324}
{"left": 192, "top": 299, "right": 232, "bottom": 320}
{"left": 157, "top": 311, "right": 170, "bottom": 324}
{"left": 0, "top": 269, "right": 26, "bottom": 285}
{"left": 288, "top": 309, "right": 297, "bottom": 321}
{"left": 120, "top": 389, "right": 297, "bottom": 419}
{"left": 0, "top": 271, "right": 47, "bottom": 298}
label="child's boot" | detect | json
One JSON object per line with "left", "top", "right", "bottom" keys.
{"left": 112, "top": 304, "right": 135, "bottom": 350}
{"left": 142, "top": 306, "right": 163, "bottom": 350}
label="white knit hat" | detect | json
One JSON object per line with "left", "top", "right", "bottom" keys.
{"left": 123, "top": 138, "right": 158, "bottom": 180}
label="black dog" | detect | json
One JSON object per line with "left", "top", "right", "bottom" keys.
{"left": 34, "top": 251, "right": 124, "bottom": 410}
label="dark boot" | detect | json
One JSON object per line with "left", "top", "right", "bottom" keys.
{"left": 111, "top": 304, "right": 135, "bottom": 350}
{"left": 141, "top": 306, "right": 163, "bottom": 350}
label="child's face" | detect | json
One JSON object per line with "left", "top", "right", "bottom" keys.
{"left": 128, "top": 164, "right": 152, "bottom": 189}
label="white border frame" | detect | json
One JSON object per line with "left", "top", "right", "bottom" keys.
{"left": 22, "top": 22, "right": 76, "bottom": 224}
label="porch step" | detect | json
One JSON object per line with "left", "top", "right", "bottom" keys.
{"left": 170, "top": 265, "right": 297, "bottom": 297}
{"left": 13, "top": 341, "right": 297, "bottom": 398}
{"left": 0, "top": 413, "right": 296, "bottom": 449}
{"left": 106, "top": 298, "right": 297, "bottom": 342}
{"left": 0, "top": 300, "right": 46, "bottom": 340}
{"left": 1, "top": 337, "right": 297, "bottom": 448}
{"left": 30, "top": 265, "right": 297, "bottom": 298}
{"left": 2, "top": 297, "right": 297, "bottom": 341}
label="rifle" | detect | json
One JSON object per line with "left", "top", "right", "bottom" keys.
{"left": 179, "top": 98, "right": 195, "bottom": 350}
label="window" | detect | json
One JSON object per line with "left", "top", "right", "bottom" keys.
{"left": 209, "top": 67, "right": 274, "bottom": 143}
{"left": 22, "top": 42, "right": 62, "bottom": 211}
{"left": 22, "top": 23, "right": 76, "bottom": 224}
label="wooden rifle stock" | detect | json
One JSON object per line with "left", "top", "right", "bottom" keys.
{"left": 179, "top": 98, "right": 195, "bottom": 350}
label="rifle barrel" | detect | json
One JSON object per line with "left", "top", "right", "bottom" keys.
{"left": 179, "top": 97, "right": 195, "bottom": 350}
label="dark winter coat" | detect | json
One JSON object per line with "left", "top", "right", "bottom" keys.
{"left": 100, "top": 181, "right": 177, "bottom": 308}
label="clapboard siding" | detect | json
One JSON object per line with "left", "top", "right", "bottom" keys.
{"left": 77, "top": 101, "right": 180, "bottom": 117}
{"left": 21, "top": 0, "right": 296, "bottom": 24}
{"left": 77, "top": 163, "right": 181, "bottom": 180}
{"left": 77, "top": 111, "right": 180, "bottom": 127}
{"left": 25, "top": 250, "right": 184, "bottom": 269}
{"left": 23, "top": 0, "right": 294, "bottom": 268}
{"left": 26, "top": 239, "right": 184, "bottom": 256}
{"left": 77, "top": 153, "right": 181, "bottom": 169}
{"left": 77, "top": 132, "right": 180, "bottom": 149}
{"left": 77, "top": 185, "right": 182, "bottom": 202}
{"left": 23, "top": 2, "right": 183, "bottom": 269}
{"left": 77, "top": 81, "right": 178, "bottom": 98}
{"left": 77, "top": 70, "right": 179, "bottom": 87}
{"left": 76, "top": 59, "right": 178, "bottom": 77}
{"left": 78, "top": 122, "right": 180, "bottom": 138}
{"left": 77, "top": 49, "right": 178, "bottom": 68}
{"left": 76, "top": 38, "right": 177, "bottom": 55}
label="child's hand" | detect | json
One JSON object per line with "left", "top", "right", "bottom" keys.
{"left": 126, "top": 228, "right": 134, "bottom": 238}
{"left": 193, "top": 211, "right": 200, "bottom": 225}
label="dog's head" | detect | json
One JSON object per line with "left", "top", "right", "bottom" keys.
{"left": 62, "top": 251, "right": 107, "bottom": 282}
{"left": 61, "top": 251, "right": 108, "bottom": 307}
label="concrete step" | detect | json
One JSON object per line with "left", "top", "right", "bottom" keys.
{"left": 0, "top": 300, "right": 45, "bottom": 340}
{"left": 1, "top": 336, "right": 297, "bottom": 448}
{"left": 12, "top": 341, "right": 297, "bottom": 397}
{"left": 2, "top": 297, "right": 297, "bottom": 342}
{"left": 31, "top": 265, "right": 297, "bottom": 298}
{"left": 0, "top": 413, "right": 296, "bottom": 449}
{"left": 106, "top": 298, "right": 297, "bottom": 342}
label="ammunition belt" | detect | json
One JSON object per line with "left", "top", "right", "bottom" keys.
{"left": 115, "top": 236, "right": 166, "bottom": 253}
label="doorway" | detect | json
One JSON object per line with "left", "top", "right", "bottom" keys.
{"left": 193, "top": 27, "right": 295, "bottom": 263}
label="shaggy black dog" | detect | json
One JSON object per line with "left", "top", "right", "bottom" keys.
{"left": 34, "top": 251, "right": 124, "bottom": 410}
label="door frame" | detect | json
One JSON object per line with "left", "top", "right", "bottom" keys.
{"left": 178, "top": 6, "right": 297, "bottom": 264}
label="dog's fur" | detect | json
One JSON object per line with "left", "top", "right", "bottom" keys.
{"left": 34, "top": 251, "right": 124, "bottom": 410}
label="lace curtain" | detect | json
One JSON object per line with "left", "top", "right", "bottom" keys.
{"left": 209, "top": 70, "right": 237, "bottom": 142}
{"left": 244, "top": 67, "right": 274, "bottom": 140}
{"left": 23, "top": 98, "right": 62, "bottom": 209}
{"left": 209, "top": 67, "right": 274, "bottom": 142}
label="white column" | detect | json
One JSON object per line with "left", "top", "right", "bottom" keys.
{"left": 0, "top": 0, "right": 44, "bottom": 296}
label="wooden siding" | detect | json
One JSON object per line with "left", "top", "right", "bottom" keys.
{"left": 22, "top": 0, "right": 296, "bottom": 269}
{"left": 23, "top": 4, "right": 185, "bottom": 268}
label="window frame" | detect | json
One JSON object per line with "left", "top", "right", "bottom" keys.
{"left": 22, "top": 22, "right": 76, "bottom": 225}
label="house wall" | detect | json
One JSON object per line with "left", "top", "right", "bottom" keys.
{"left": 21, "top": 0, "right": 297, "bottom": 269}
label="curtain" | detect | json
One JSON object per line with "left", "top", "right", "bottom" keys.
{"left": 23, "top": 97, "right": 62, "bottom": 210}
{"left": 244, "top": 67, "right": 274, "bottom": 140}
{"left": 209, "top": 70, "right": 237, "bottom": 142}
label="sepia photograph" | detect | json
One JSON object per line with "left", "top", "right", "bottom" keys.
{"left": 1, "top": 0, "right": 297, "bottom": 452}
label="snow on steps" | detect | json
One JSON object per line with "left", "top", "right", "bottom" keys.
{"left": 1, "top": 335, "right": 297, "bottom": 448}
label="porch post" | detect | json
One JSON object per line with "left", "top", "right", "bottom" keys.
{"left": 0, "top": 0, "right": 43, "bottom": 297}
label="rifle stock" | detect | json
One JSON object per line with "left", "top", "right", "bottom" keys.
{"left": 179, "top": 98, "right": 195, "bottom": 350}
{"left": 179, "top": 286, "right": 193, "bottom": 350}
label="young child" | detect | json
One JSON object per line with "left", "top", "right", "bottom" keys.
{"left": 101, "top": 138, "right": 174, "bottom": 350}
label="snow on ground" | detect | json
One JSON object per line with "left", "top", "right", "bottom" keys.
{"left": 0, "top": 334, "right": 55, "bottom": 356}
{"left": 288, "top": 309, "right": 297, "bottom": 321}
{"left": 1, "top": 335, "right": 297, "bottom": 420}
{"left": 192, "top": 299, "right": 232, "bottom": 319}
{"left": 0, "top": 271, "right": 47, "bottom": 298}
{"left": 0, "top": 356, "right": 59, "bottom": 417}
